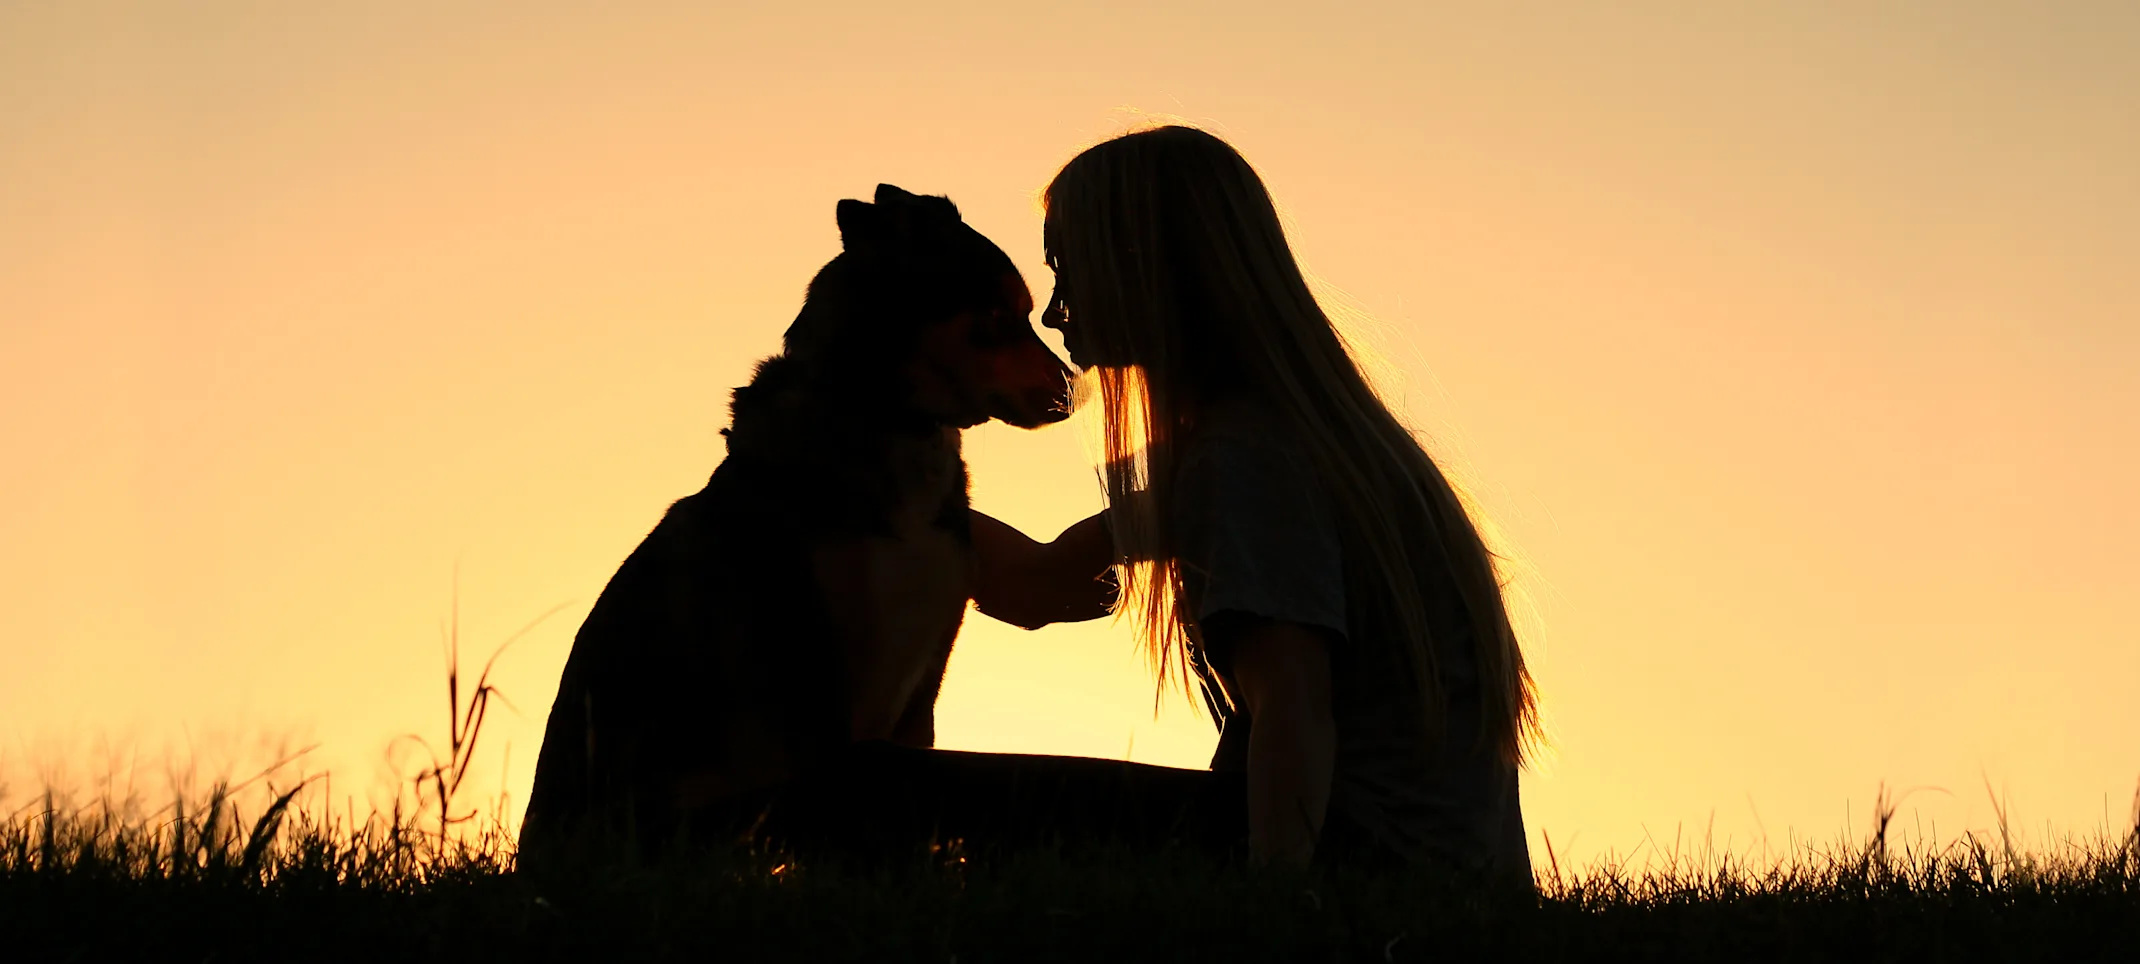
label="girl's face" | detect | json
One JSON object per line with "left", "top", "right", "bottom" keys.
{"left": 1039, "top": 259, "right": 1092, "bottom": 369}
{"left": 1041, "top": 212, "right": 1117, "bottom": 369}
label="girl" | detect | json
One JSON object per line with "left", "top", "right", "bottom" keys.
{"left": 969, "top": 125, "right": 1541, "bottom": 876}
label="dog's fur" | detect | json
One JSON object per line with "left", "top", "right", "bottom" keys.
{"left": 520, "top": 186, "right": 1069, "bottom": 860}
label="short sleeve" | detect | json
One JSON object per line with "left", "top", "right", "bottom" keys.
{"left": 1172, "top": 429, "right": 1348, "bottom": 640}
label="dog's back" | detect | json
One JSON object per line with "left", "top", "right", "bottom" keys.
{"left": 521, "top": 186, "right": 1068, "bottom": 862}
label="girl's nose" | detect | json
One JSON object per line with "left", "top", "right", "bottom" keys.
{"left": 1040, "top": 282, "right": 1067, "bottom": 331}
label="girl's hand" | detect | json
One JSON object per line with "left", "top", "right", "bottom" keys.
{"left": 970, "top": 510, "right": 1117, "bottom": 629}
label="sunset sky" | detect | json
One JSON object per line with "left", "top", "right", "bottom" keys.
{"left": 3, "top": 1, "right": 2134, "bottom": 864}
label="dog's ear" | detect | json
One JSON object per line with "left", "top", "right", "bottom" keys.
{"left": 836, "top": 198, "right": 878, "bottom": 252}
{"left": 874, "top": 183, "right": 962, "bottom": 224}
{"left": 837, "top": 185, "right": 970, "bottom": 262}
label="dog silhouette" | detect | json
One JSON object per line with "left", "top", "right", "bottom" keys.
{"left": 521, "top": 185, "right": 1069, "bottom": 861}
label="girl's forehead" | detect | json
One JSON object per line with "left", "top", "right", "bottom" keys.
{"left": 1040, "top": 216, "right": 1065, "bottom": 264}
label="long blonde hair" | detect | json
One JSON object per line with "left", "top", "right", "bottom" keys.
{"left": 1043, "top": 126, "right": 1541, "bottom": 765}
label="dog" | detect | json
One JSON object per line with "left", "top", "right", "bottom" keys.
{"left": 520, "top": 185, "right": 1070, "bottom": 861}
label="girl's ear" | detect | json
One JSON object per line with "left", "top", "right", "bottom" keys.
{"left": 836, "top": 198, "right": 877, "bottom": 251}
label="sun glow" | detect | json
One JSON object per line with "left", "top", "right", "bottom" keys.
{"left": 3, "top": 1, "right": 2135, "bottom": 869}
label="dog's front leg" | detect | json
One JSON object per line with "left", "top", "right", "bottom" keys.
{"left": 888, "top": 622, "right": 959, "bottom": 748}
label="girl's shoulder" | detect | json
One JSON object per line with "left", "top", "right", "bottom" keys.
{"left": 1171, "top": 394, "right": 1348, "bottom": 640}
{"left": 1176, "top": 393, "right": 1323, "bottom": 505}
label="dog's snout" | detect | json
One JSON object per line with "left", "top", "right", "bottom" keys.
{"left": 979, "top": 334, "right": 1073, "bottom": 429}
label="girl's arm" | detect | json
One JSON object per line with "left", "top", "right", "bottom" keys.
{"left": 1224, "top": 618, "right": 1338, "bottom": 870}
{"left": 969, "top": 510, "right": 1117, "bottom": 629}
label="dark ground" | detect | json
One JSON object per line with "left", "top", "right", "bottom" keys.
{"left": 5, "top": 822, "right": 2137, "bottom": 963}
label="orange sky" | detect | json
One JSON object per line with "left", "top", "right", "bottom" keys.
{"left": 3, "top": 2, "right": 2135, "bottom": 864}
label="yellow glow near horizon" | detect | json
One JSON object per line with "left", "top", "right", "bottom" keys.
{"left": 3, "top": 1, "right": 2136, "bottom": 865}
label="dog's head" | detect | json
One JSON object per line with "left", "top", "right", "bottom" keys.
{"left": 784, "top": 184, "right": 1070, "bottom": 429}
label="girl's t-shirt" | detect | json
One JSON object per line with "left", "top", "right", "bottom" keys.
{"left": 1172, "top": 397, "right": 1531, "bottom": 879}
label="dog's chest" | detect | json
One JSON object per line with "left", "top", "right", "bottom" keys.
{"left": 811, "top": 429, "right": 971, "bottom": 741}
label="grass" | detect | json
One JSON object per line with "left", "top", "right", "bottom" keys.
{"left": 3, "top": 774, "right": 2134, "bottom": 963}
{"left": 5, "top": 622, "right": 2133, "bottom": 961}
